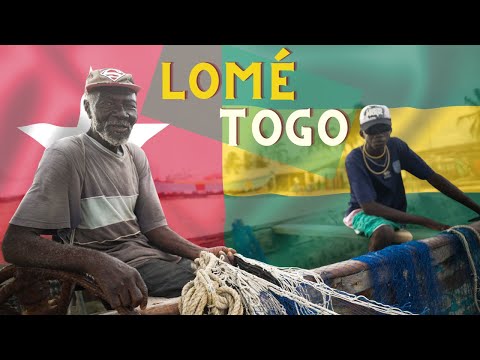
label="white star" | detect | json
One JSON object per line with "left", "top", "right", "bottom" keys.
{"left": 18, "top": 94, "right": 168, "bottom": 148}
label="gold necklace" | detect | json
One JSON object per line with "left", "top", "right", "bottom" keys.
{"left": 363, "top": 145, "right": 386, "bottom": 159}
{"left": 362, "top": 145, "right": 391, "bottom": 175}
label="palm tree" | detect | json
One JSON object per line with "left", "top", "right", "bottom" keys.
{"left": 457, "top": 89, "right": 480, "bottom": 176}
{"left": 458, "top": 88, "right": 480, "bottom": 139}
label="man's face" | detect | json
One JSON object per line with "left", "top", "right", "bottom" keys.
{"left": 361, "top": 124, "right": 392, "bottom": 151}
{"left": 87, "top": 87, "right": 138, "bottom": 147}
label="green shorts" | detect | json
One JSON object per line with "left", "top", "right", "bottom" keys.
{"left": 352, "top": 211, "right": 402, "bottom": 238}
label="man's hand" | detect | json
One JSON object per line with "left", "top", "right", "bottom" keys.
{"left": 88, "top": 256, "right": 148, "bottom": 312}
{"left": 206, "top": 246, "right": 237, "bottom": 265}
{"left": 422, "top": 218, "right": 450, "bottom": 231}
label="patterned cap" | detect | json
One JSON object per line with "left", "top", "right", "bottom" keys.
{"left": 359, "top": 105, "right": 391, "bottom": 131}
{"left": 85, "top": 68, "right": 141, "bottom": 93}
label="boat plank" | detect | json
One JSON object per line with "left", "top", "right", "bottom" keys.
{"left": 101, "top": 296, "right": 181, "bottom": 315}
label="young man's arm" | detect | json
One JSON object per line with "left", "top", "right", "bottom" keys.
{"left": 361, "top": 201, "right": 450, "bottom": 231}
{"left": 145, "top": 225, "right": 236, "bottom": 263}
{"left": 2, "top": 224, "right": 148, "bottom": 311}
{"left": 398, "top": 138, "right": 480, "bottom": 220}
{"left": 427, "top": 172, "right": 480, "bottom": 214}
{"left": 345, "top": 149, "right": 449, "bottom": 231}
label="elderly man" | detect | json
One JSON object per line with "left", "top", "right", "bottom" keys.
{"left": 343, "top": 104, "right": 480, "bottom": 252}
{"left": 2, "top": 68, "right": 235, "bottom": 311}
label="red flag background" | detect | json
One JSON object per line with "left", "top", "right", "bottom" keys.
{"left": 0, "top": 45, "right": 225, "bottom": 263}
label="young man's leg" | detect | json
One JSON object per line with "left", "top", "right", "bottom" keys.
{"left": 350, "top": 211, "right": 412, "bottom": 251}
{"left": 135, "top": 258, "right": 195, "bottom": 298}
{"left": 369, "top": 225, "right": 396, "bottom": 251}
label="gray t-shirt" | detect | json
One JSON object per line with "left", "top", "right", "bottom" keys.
{"left": 10, "top": 133, "right": 180, "bottom": 267}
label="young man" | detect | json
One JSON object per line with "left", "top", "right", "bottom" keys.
{"left": 2, "top": 68, "right": 235, "bottom": 312}
{"left": 343, "top": 104, "right": 480, "bottom": 251}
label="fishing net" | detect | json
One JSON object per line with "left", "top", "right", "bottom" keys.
{"left": 179, "top": 225, "right": 480, "bottom": 315}
{"left": 354, "top": 225, "right": 480, "bottom": 314}
{"left": 179, "top": 251, "right": 412, "bottom": 315}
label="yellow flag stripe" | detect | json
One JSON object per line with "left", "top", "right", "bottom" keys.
{"left": 223, "top": 106, "right": 480, "bottom": 196}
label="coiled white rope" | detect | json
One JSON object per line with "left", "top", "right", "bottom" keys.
{"left": 179, "top": 252, "right": 243, "bottom": 315}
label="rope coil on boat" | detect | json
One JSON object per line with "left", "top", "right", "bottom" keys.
{"left": 179, "top": 252, "right": 243, "bottom": 315}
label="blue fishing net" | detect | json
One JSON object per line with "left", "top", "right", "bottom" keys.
{"left": 438, "top": 228, "right": 480, "bottom": 314}
{"left": 354, "top": 227, "right": 480, "bottom": 315}
{"left": 270, "top": 292, "right": 320, "bottom": 315}
{"left": 354, "top": 241, "right": 442, "bottom": 314}
{"left": 443, "top": 227, "right": 480, "bottom": 279}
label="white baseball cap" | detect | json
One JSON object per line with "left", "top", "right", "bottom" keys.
{"left": 359, "top": 105, "right": 391, "bottom": 131}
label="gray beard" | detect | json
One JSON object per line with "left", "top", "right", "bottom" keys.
{"left": 93, "top": 120, "right": 132, "bottom": 147}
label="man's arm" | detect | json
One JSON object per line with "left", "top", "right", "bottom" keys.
{"left": 2, "top": 224, "right": 148, "bottom": 311}
{"left": 361, "top": 201, "right": 450, "bottom": 231}
{"left": 145, "top": 225, "right": 235, "bottom": 263}
{"left": 129, "top": 145, "right": 236, "bottom": 262}
{"left": 427, "top": 172, "right": 480, "bottom": 214}
{"left": 344, "top": 151, "right": 447, "bottom": 230}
